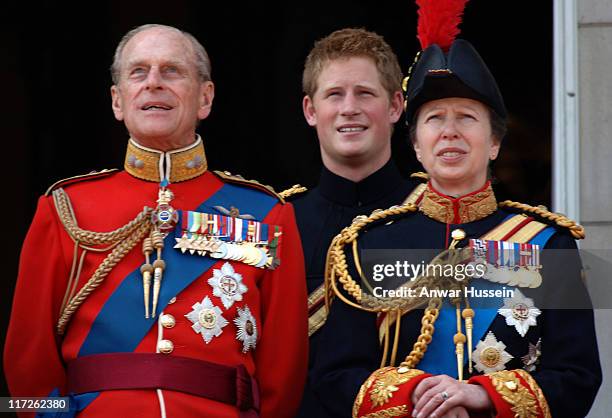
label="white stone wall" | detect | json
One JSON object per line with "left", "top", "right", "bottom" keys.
{"left": 579, "top": 1, "right": 612, "bottom": 416}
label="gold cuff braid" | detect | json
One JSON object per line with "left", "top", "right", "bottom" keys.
{"left": 488, "top": 370, "right": 540, "bottom": 418}
{"left": 353, "top": 367, "right": 424, "bottom": 418}
{"left": 514, "top": 369, "right": 551, "bottom": 418}
{"left": 356, "top": 406, "right": 409, "bottom": 418}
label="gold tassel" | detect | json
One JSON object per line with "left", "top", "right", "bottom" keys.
{"left": 150, "top": 230, "right": 166, "bottom": 318}
{"left": 454, "top": 303, "right": 466, "bottom": 381}
{"left": 141, "top": 237, "right": 153, "bottom": 318}
{"left": 462, "top": 297, "right": 475, "bottom": 374}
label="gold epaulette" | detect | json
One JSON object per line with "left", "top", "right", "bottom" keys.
{"left": 279, "top": 184, "right": 308, "bottom": 200}
{"left": 45, "top": 169, "right": 119, "bottom": 196}
{"left": 410, "top": 171, "right": 429, "bottom": 182}
{"left": 212, "top": 170, "right": 285, "bottom": 204}
{"left": 499, "top": 200, "right": 585, "bottom": 239}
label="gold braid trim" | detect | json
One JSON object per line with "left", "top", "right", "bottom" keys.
{"left": 56, "top": 221, "right": 151, "bottom": 334}
{"left": 45, "top": 169, "right": 119, "bottom": 196}
{"left": 53, "top": 188, "right": 152, "bottom": 245}
{"left": 409, "top": 171, "right": 429, "bottom": 181}
{"left": 353, "top": 367, "right": 423, "bottom": 418}
{"left": 514, "top": 370, "right": 551, "bottom": 418}
{"left": 489, "top": 370, "right": 539, "bottom": 418}
{"left": 357, "top": 405, "right": 409, "bottom": 418}
{"left": 325, "top": 203, "right": 418, "bottom": 311}
{"left": 398, "top": 299, "right": 441, "bottom": 369}
{"left": 213, "top": 170, "right": 285, "bottom": 203}
{"left": 279, "top": 184, "right": 307, "bottom": 199}
{"left": 499, "top": 200, "right": 585, "bottom": 239}
{"left": 52, "top": 188, "right": 153, "bottom": 335}
{"left": 325, "top": 197, "right": 466, "bottom": 369}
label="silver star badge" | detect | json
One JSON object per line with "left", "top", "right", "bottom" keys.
{"left": 522, "top": 338, "right": 542, "bottom": 372}
{"left": 185, "top": 296, "right": 228, "bottom": 344}
{"left": 498, "top": 289, "right": 541, "bottom": 337}
{"left": 234, "top": 305, "right": 258, "bottom": 353}
{"left": 473, "top": 331, "right": 514, "bottom": 374}
{"left": 208, "top": 262, "right": 248, "bottom": 309}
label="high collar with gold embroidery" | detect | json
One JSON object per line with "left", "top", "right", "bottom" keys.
{"left": 124, "top": 136, "right": 208, "bottom": 183}
{"left": 419, "top": 181, "right": 497, "bottom": 224}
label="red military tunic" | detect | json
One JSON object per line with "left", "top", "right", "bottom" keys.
{"left": 5, "top": 138, "right": 308, "bottom": 418}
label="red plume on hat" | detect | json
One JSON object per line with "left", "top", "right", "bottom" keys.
{"left": 416, "top": 0, "right": 469, "bottom": 51}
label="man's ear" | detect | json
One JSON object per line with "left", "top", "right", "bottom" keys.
{"left": 303, "top": 95, "right": 317, "bottom": 127}
{"left": 197, "top": 81, "right": 215, "bottom": 120}
{"left": 111, "top": 85, "right": 124, "bottom": 121}
{"left": 389, "top": 90, "right": 403, "bottom": 124}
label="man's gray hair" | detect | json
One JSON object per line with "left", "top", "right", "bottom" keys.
{"left": 110, "top": 24, "right": 211, "bottom": 84}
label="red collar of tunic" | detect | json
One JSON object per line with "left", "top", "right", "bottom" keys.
{"left": 419, "top": 181, "right": 497, "bottom": 224}
{"left": 124, "top": 136, "right": 208, "bottom": 183}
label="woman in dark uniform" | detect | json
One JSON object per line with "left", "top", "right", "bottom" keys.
{"left": 312, "top": 2, "right": 602, "bottom": 417}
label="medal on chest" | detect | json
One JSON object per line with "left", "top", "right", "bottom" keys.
{"left": 498, "top": 289, "right": 541, "bottom": 337}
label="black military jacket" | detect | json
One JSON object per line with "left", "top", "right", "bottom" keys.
{"left": 292, "top": 160, "right": 417, "bottom": 418}
{"left": 311, "top": 184, "right": 601, "bottom": 418}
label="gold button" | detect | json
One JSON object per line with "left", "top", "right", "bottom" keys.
{"left": 168, "top": 297, "right": 177, "bottom": 304}
{"left": 158, "top": 339, "right": 174, "bottom": 354}
{"left": 160, "top": 314, "right": 176, "bottom": 329}
{"left": 451, "top": 229, "right": 466, "bottom": 241}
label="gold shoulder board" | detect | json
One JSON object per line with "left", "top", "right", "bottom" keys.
{"left": 410, "top": 171, "right": 429, "bottom": 182}
{"left": 213, "top": 170, "right": 285, "bottom": 204}
{"left": 279, "top": 184, "right": 307, "bottom": 200}
{"left": 45, "top": 169, "right": 119, "bottom": 196}
{"left": 498, "top": 200, "right": 585, "bottom": 240}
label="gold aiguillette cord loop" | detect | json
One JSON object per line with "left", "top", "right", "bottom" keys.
{"left": 52, "top": 188, "right": 154, "bottom": 335}
{"left": 398, "top": 297, "right": 441, "bottom": 371}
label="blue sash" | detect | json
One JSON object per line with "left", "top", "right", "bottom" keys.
{"left": 36, "top": 184, "right": 278, "bottom": 418}
{"left": 78, "top": 183, "right": 277, "bottom": 356}
{"left": 37, "top": 183, "right": 279, "bottom": 415}
{"left": 36, "top": 389, "right": 98, "bottom": 418}
{"left": 37, "top": 184, "right": 278, "bottom": 418}
{"left": 417, "top": 221, "right": 556, "bottom": 377}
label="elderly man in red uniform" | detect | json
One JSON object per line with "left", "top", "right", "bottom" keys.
{"left": 5, "top": 24, "right": 307, "bottom": 418}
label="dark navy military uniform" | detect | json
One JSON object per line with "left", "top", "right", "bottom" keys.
{"left": 292, "top": 160, "right": 417, "bottom": 418}
{"left": 312, "top": 183, "right": 601, "bottom": 418}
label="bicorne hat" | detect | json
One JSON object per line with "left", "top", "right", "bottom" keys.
{"left": 403, "top": 0, "right": 507, "bottom": 124}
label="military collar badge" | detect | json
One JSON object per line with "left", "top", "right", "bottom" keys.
{"left": 124, "top": 137, "right": 207, "bottom": 183}
{"left": 234, "top": 305, "right": 258, "bottom": 353}
{"left": 498, "top": 289, "right": 541, "bottom": 337}
{"left": 473, "top": 331, "right": 514, "bottom": 374}
{"left": 208, "top": 262, "right": 248, "bottom": 309}
{"left": 185, "top": 296, "right": 228, "bottom": 344}
{"left": 420, "top": 181, "right": 497, "bottom": 224}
